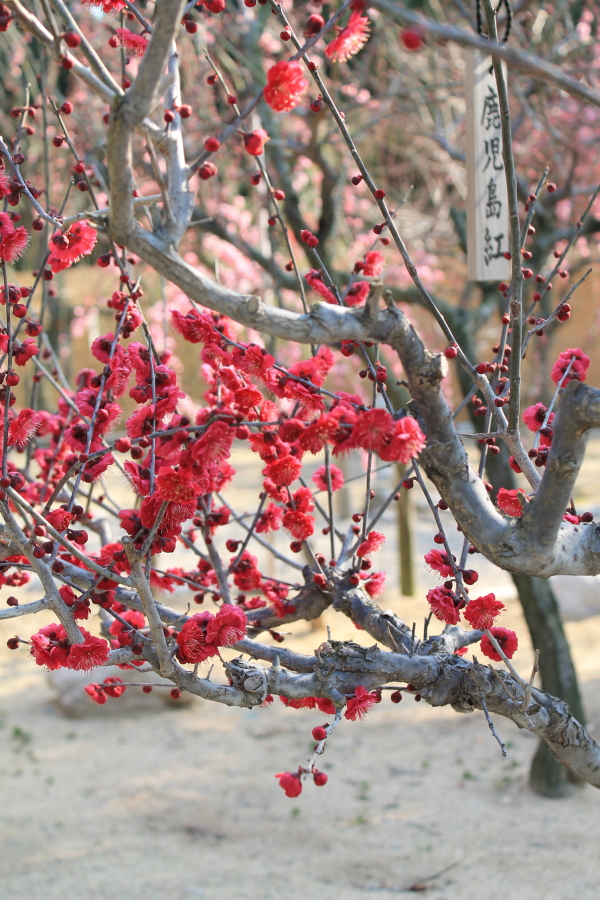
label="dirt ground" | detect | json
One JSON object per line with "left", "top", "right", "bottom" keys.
{"left": 2, "top": 444, "right": 600, "bottom": 899}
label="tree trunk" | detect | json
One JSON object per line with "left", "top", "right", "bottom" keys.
{"left": 485, "top": 449, "right": 585, "bottom": 797}
{"left": 440, "top": 288, "right": 586, "bottom": 796}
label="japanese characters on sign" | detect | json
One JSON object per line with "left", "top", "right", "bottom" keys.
{"left": 466, "top": 50, "right": 511, "bottom": 281}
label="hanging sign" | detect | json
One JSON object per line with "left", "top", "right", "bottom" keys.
{"left": 466, "top": 49, "right": 511, "bottom": 282}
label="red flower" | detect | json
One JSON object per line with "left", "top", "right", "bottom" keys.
{"left": 109, "top": 609, "right": 145, "bottom": 640}
{"left": 424, "top": 549, "right": 455, "bottom": 578}
{"left": 356, "top": 530, "right": 385, "bottom": 558}
{"left": 243, "top": 128, "right": 270, "bottom": 156}
{"left": 343, "top": 281, "right": 369, "bottom": 308}
{"left": 480, "top": 626, "right": 518, "bottom": 662}
{"left": 113, "top": 28, "right": 148, "bottom": 57}
{"left": 551, "top": 348, "right": 590, "bottom": 384}
{"left": 83, "top": 0, "right": 126, "bottom": 10}
{"left": 463, "top": 593, "right": 505, "bottom": 630}
{"left": 171, "top": 309, "right": 217, "bottom": 344}
{"left": 176, "top": 612, "right": 220, "bottom": 664}
{"left": 13, "top": 338, "right": 39, "bottom": 367}
{"left": 380, "top": 417, "right": 426, "bottom": 464}
{"left": 45, "top": 508, "right": 74, "bottom": 532}
{"left": 299, "top": 414, "right": 341, "bottom": 453}
{"left": 305, "top": 270, "right": 338, "bottom": 305}
{"left": 7, "top": 408, "right": 42, "bottom": 450}
{"left": 523, "top": 402, "right": 549, "bottom": 432}
{"left": 155, "top": 465, "right": 209, "bottom": 503}
{"left": 291, "top": 487, "right": 314, "bottom": 514}
{"left": 362, "top": 250, "right": 384, "bottom": 277}
{"left": 264, "top": 455, "right": 302, "bottom": 486}
{"left": 426, "top": 586, "right": 461, "bottom": 625}
{"left": 85, "top": 684, "right": 107, "bottom": 705}
{"left": 264, "top": 61, "right": 308, "bottom": 112}
{"left": 275, "top": 771, "right": 303, "bottom": 797}
{"left": 0, "top": 171, "right": 11, "bottom": 199}
{"left": 344, "top": 685, "right": 378, "bottom": 721}
{"left": 103, "top": 677, "right": 126, "bottom": 698}
{"left": 255, "top": 502, "right": 283, "bottom": 533}
{"left": 312, "top": 464, "right": 344, "bottom": 492}
{"left": 67, "top": 629, "right": 110, "bottom": 670}
{"left": 364, "top": 571, "right": 386, "bottom": 598}
{"left": 496, "top": 487, "right": 526, "bottom": 517}
{"left": 30, "top": 623, "right": 70, "bottom": 669}
{"left": 352, "top": 408, "right": 394, "bottom": 453}
{"left": 0, "top": 212, "right": 14, "bottom": 239}
{"left": 233, "top": 343, "right": 275, "bottom": 380}
{"left": 205, "top": 604, "right": 247, "bottom": 646}
{"left": 325, "top": 11, "right": 370, "bottom": 63}
{"left": 282, "top": 509, "right": 314, "bottom": 540}
{"left": 48, "top": 221, "right": 97, "bottom": 272}
{"left": 279, "top": 696, "right": 335, "bottom": 713}
{"left": 0, "top": 225, "right": 29, "bottom": 263}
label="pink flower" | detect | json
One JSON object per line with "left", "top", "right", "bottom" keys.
{"left": 463, "top": 593, "right": 505, "bottom": 630}
{"left": 264, "top": 61, "right": 308, "bottom": 112}
{"left": 0, "top": 225, "right": 29, "bottom": 263}
{"left": 325, "top": 11, "right": 370, "bottom": 63}
{"left": 48, "top": 221, "right": 97, "bottom": 272}
{"left": 480, "top": 626, "right": 518, "bottom": 661}
{"left": 551, "top": 348, "right": 590, "bottom": 384}
{"left": 426, "top": 586, "right": 461, "bottom": 625}
{"left": 205, "top": 604, "right": 247, "bottom": 646}
{"left": 113, "top": 28, "right": 148, "bottom": 57}
{"left": 7, "top": 408, "right": 42, "bottom": 450}
{"left": 362, "top": 250, "right": 384, "bottom": 277}
{"left": 424, "top": 549, "right": 455, "bottom": 578}
{"left": 356, "top": 530, "right": 386, "bottom": 558}
{"left": 312, "top": 464, "right": 344, "bottom": 492}
{"left": 344, "top": 685, "right": 378, "bottom": 721}
{"left": 275, "top": 771, "right": 303, "bottom": 797}
{"left": 496, "top": 487, "right": 526, "bottom": 517}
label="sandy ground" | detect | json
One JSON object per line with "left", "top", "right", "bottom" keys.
{"left": 2, "top": 442, "right": 600, "bottom": 899}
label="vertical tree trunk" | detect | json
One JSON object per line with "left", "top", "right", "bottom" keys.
{"left": 485, "top": 449, "right": 585, "bottom": 797}
{"left": 442, "top": 290, "right": 585, "bottom": 796}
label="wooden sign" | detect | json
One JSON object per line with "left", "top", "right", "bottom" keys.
{"left": 466, "top": 49, "right": 511, "bottom": 282}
